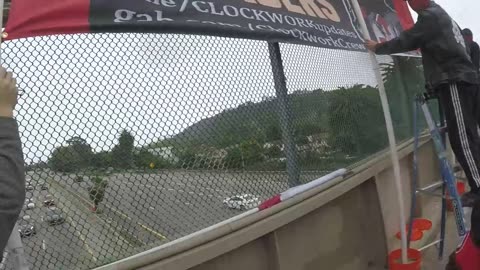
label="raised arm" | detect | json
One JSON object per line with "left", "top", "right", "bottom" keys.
{"left": 0, "top": 66, "right": 25, "bottom": 253}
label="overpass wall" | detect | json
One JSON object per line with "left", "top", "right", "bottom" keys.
{"left": 102, "top": 136, "right": 442, "bottom": 270}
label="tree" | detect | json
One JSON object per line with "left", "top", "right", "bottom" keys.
{"left": 91, "top": 151, "right": 112, "bottom": 169}
{"left": 224, "top": 139, "right": 265, "bottom": 169}
{"left": 224, "top": 147, "right": 243, "bottom": 169}
{"left": 111, "top": 130, "right": 135, "bottom": 169}
{"left": 48, "top": 137, "right": 93, "bottom": 172}
{"left": 134, "top": 149, "right": 171, "bottom": 169}
{"left": 49, "top": 146, "right": 80, "bottom": 172}
{"left": 67, "top": 137, "right": 87, "bottom": 145}
{"left": 381, "top": 57, "right": 426, "bottom": 140}
{"left": 266, "top": 124, "right": 282, "bottom": 141}
{"left": 88, "top": 176, "right": 108, "bottom": 212}
{"left": 240, "top": 139, "right": 264, "bottom": 166}
{"left": 328, "top": 85, "right": 388, "bottom": 156}
{"left": 175, "top": 147, "right": 198, "bottom": 169}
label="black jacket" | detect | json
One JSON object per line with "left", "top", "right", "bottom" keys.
{"left": 0, "top": 117, "right": 25, "bottom": 254}
{"left": 467, "top": 40, "right": 480, "bottom": 73}
{"left": 375, "top": 2, "right": 478, "bottom": 89}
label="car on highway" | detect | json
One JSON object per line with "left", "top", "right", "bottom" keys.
{"left": 223, "top": 194, "right": 260, "bottom": 210}
{"left": 43, "top": 195, "right": 55, "bottom": 207}
{"left": 46, "top": 208, "right": 65, "bottom": 226}
{"left": 25, "top": 185, "right": 34, "bottom": 191}
{"left": 18, "top": 222, "right": 36, "bottom": 238}
{"left": 41, "top": 184, "right": 48, "bottom": 190}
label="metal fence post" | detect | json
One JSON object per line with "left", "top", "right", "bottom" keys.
{"left": 267, "top": 42, "right": 300, "bottom": 187}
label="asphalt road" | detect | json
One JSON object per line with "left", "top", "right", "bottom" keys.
{"left": 3, "top": 169, "right": 326, "bottom": 269}
{"left": 2, "top": 173, "right": 95, "bottom": 270}
{"left": 63, "top": 170, "right": 292, "bottom": 241}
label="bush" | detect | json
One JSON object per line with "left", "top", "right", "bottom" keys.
{"left": 88, "top": 176, "right": 108, "bottom": 211}
{"left": 265, "top": 145, "right": 282, "bottom": 158}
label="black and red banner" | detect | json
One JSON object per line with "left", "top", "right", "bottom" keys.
{"left": 4, "top": 0, "right": 413, "bottom": 52}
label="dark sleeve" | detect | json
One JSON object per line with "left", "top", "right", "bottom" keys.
{"left": 445, "top": 252, "right": 461, "bottom": 270}
{"left": 471, "top": 42, "right": 480, "bottom": 72}
{"left": 375, "top": 14, "right": 437, "bottom": 55}
{"left": 0, "top": 117, "right": 25, "bottom": 253}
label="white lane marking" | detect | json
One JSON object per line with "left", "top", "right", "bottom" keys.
{"left": 67, "top": 217, "right": 98, "bottom": 262}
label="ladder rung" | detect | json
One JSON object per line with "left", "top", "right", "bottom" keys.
{"left": 417, "top": 190, "right": 445, "bottom": 198}
{"left": 453, "top": 166, "right": 463, "bottom": 173}
{"left": 416, "top": 181, "right": 445, "bottom": 197}
{"left": 417, "top": 181, "right": 443, "bottom": 193}
{"left": 419, "top": 239, "right": 443, "bottom": 251}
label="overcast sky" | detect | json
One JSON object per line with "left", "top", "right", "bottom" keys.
{"left": 10, "top": 0, "right": 478, "bottom": 164}
{"left": 412, "top": 1, "right": 480, "bottom": 40}
{"left": 4, "top": 33, "right": 378, "bottom": 164}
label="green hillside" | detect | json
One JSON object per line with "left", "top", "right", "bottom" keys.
{"left": 46, "top": 57, "right": 425, "bottom": 173}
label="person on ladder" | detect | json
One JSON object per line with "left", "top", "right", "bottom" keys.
{"left": 446, "top": 199, "right": 480, "bottom": 270}
{"left": 365, "top": 0, "right": 480, "bottom": 204}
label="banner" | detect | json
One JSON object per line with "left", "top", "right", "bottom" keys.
{"left": 4, "top": 0, "right": 413, "bottom": 52}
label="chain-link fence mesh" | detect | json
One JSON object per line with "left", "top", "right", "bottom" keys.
{"left": 1, "top": 33, "right": 425, "bottom": 269}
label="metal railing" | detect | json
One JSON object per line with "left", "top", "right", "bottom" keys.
{"left": 1, "top": 32, "right": 424, "bottom": 269}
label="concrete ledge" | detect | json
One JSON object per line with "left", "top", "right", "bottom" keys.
{"left": 97, "top": 136, "right": 436, "bottom": 270}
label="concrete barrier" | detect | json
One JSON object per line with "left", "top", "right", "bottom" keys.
{"left": 97, "top": 136, "right": 440, "bottom": 270}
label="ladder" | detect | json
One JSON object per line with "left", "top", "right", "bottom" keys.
{"left": 408, "top": 92, "right": 466, "bottom": 259}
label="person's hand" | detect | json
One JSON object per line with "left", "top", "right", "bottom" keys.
{"left": 0, "top": 67, "right": 17, "bottom": 118}
{"left": 365, "top": 40, "right": 379, "bottom": 52}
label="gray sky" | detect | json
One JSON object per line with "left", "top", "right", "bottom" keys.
{"left": 11, "top": 0, "right": 457, "bottom": 164}
{"left": 15, "top": 1, "right": 478, "bottom": 164}
{"left": 4, "top": 33, "right": 378, "bottom": 164}
{"left": 411, "top": 1, "right": 480, "bottom": 40}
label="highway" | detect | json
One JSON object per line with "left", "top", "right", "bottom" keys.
{"left": 5, "top": 173, "right": 95, "bottom": 270}
{"left": 60, "top": 170, "right": 291, "bottom": 240}
{"left": 4, "top": 169, "right": 325, "bottom": 269}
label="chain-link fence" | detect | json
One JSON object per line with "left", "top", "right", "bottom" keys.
{"left": 1, "top": 33, "right": 425, "bottom": 269}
